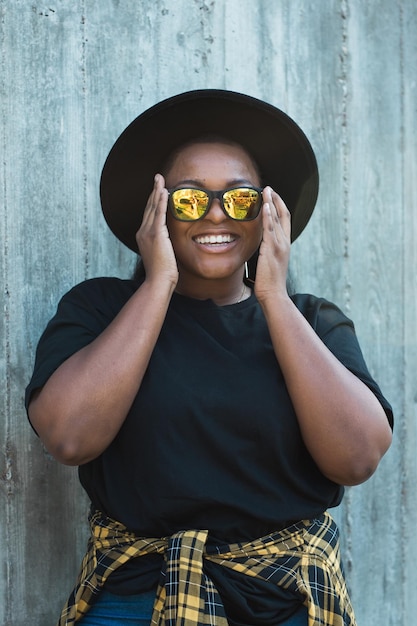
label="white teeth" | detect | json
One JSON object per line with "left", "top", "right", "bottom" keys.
{"left": 195, "top": 234, "right": 234, "bottom": 244}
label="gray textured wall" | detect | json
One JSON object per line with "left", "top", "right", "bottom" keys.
{"left": 1, "top": 1, "right": 416, "bottom": 624}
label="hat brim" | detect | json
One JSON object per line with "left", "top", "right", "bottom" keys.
{"left": 100, "top": 89, "right": 319, "bottom": 252}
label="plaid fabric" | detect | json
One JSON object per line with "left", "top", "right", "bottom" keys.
{"left": 58, "top": 510, "right": 357, "bottom": 626}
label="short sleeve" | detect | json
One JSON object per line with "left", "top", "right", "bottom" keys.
{"left": 292, "top": 294, "right": 394, "bottom": 429}
{"left": 25, "top": 277, "right": 136, "bottom": 414}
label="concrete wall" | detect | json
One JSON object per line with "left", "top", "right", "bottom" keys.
{"left": 1, "top": 1, "right": 416, "bottom": 624}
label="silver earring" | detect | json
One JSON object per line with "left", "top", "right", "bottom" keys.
{"left": 244, "top": 262, "right": 249, "bottom": 279}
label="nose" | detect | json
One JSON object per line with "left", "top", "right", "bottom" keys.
{"left": 204, "top": 197, "right": 227, "bottom": 223}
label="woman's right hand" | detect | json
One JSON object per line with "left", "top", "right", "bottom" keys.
{"left": 29, "top": 174, "right": 180, "bottom": 466}
{"left": 136, "top": 173, "right": 179, "bottom": 287}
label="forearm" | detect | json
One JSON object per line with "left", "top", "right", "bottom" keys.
{"left": 260, "top": 294, "right": 392, "bottom": 485}
{"left": 28, "top": 278, "right": 175, "bottom": 465}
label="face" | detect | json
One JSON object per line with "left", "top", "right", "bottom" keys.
{"left": 164, "top": 141, "right": 263, "bottom": 288}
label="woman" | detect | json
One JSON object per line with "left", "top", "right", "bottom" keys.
{"left": 26, "top": 90, "right": 393, "bottom": 626}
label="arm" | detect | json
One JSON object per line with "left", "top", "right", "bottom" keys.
{"left": 254, "top": 188, "right": 392, "bottom": 486}
{"left": 28, "top": 175, "right": 178, "bottom": 466}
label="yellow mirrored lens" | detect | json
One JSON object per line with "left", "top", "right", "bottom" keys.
{"left": 171, "top": 189, "right": 208, "bottom": 220}
{"left": 223, "top": 188, "right": 260, "bottom": 219}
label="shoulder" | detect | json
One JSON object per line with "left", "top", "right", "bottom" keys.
{"left": 291, "top": 293, "right": 355, "bottom": 336}
{"left": 39, "top": 277, "right": 142, "bottom": 336}
{"left": 26, "top": 277, "right": 140, "bottom": 396}
{"left": 63, "top": 276, "right": 138, "bottom": 300}
{"left": 57, "top": 277, "right": 139, "bottom": 312}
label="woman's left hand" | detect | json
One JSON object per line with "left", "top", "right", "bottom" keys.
{"left": 254, "top": 187, "right": 291, "bottom": 303}
{"left": 254, "top": 188, "right": 392, "bottom": 486}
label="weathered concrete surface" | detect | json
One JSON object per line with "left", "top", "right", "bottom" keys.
{"left": 1, "top": 1, "right": 416, "bottom": 623}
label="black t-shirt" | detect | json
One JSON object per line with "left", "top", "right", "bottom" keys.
{"left": 25, "top": 278, "right": 393, "bottom": 614}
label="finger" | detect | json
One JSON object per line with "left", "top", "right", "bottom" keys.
{"left": 141, "top": 174, "right": 167, "bottom": 227}
{"left": 261, "top": 188, "right": 281, "bottom": 239}
{"left": 153, "top": 175, "right": 169, "bottom": 225}
{"left": 140, "top": 178, "right": 159, "bottom": 226}
{"left": 267, "top": 187, "right": 292, "bottom": 240}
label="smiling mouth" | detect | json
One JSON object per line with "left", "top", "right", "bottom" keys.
{"left": 194, "top": 234, "right": 236, "bottom": 245}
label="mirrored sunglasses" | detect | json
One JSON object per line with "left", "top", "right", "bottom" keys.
{"left": 168, "top": 186, "right": 263, "bottom": 221}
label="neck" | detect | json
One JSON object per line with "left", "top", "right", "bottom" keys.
{"left": 175, "top": 277, "right": 250, "bottom": 306}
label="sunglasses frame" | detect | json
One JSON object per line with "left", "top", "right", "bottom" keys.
{"left": 167, "top": 185, "right": 264, "bottom": 222}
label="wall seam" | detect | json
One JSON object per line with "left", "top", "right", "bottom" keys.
{"left": 81, "top": 0, "right": 89, "bottom": 279}
{"left": 0, "top": 0, "right": 13, "bottom": 621}
{"left": 398, "top": 1, "right": 407, "bottom": 623}
{"left": 339, "top": 0, "right": 354, "bottom": 586}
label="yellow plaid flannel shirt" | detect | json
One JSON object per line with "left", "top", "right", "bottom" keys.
{"left": 58, "top": 510, "right": 356, "bottom": 625}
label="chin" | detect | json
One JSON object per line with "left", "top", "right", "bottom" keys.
{"left": 197, "top": 263, "right": 240, "bottom": 280}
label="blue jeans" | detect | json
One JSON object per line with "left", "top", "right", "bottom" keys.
{"left": 77, "top": 590, "right": 308, "bottom": 625}
{"left": 77, "top": 590, "right": 155, "bottom": 625}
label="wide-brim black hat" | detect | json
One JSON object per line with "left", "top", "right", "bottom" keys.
{"left": 100, "top": 89, "right": 319, "bottom": 252}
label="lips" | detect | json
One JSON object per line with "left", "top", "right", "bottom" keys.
{"left": 194, "top": 233, "right": 236, "bottom": 245}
